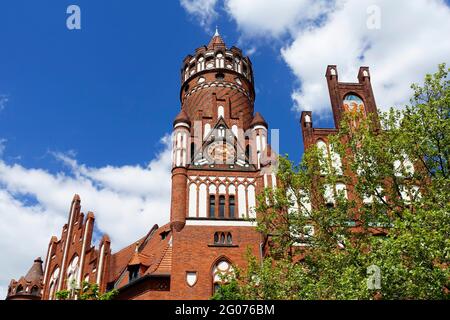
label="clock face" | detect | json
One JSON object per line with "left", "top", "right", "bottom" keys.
{"left": 206, "top": 141, "right": 235, "bottom": 163}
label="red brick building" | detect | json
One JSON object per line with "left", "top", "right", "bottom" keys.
{"left": 6, "top": 32, "right": 381, "bottom": 301}
{"left": 6, "top": 31, "right": 277, "bottom": 300}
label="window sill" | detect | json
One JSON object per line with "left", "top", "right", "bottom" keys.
{"left": 208, "top": 244, "right": 239, "bottom": 248}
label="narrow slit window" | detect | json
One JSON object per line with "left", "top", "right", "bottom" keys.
{"left": 209, "top": 195, "right": 216, "bottom": 218}
{"left": 219, "top": 195, "right": 225, "bottom": 218}
{"left": 229, "top": 195, "right": 235, "bottom": 218}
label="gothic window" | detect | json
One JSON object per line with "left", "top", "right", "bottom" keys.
{"left": 16, "top": 285, "right": 23, "bottom": 293}
{"left": 204, "top": 123, "right": 211, "bottom": 139}
{"left": 245, "top": 139, "right": 251, "bottom": 164}
{"left": 206, "top": 56, "right": 214, "bottom": 69}
{"left": 216, "top": 52, "right": 224, "bottom": 68}
{"left": 343, "top": 94, "right": 365, "bottom": 114}
{"left": 214, "top": 232, "right": 233, "bottom": 245}
{"left": 218, "top": 106, "right": 224, "bottom": 119}
{"left": 31, "top": 286, "right": 39, "bottom": 296}
{"left": 197, "top": 56, "right": 205, "bottom": 72}
{"left": 229, "top": 195, "right": 235, "bottom": 218}
{"left": 219, "top": 195, "right": 225, "bottom": 218}
{"left": 66, "top": 255, "right": 79, "bottom": 289}
{"left": 212, "top": 259, "right": 234, "bottom": 294}
{"left": 48, "top": 267, "right": 60, "bottom": 300}
{"left": 226, "top": 233, "right": 232, "bottom": 245}
{"left": 209, "top": 195, "right": 216, "bottom": 218}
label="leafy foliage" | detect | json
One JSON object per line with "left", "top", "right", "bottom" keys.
{"left": 56, "top": 281, "right": 118, "bottom": 300}
{"left": 215, "top": 64, "right": 450, "bottom": 300}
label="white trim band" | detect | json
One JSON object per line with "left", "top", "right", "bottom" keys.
{"left": 185, "top": 220, "right": 257, "bottom": 227}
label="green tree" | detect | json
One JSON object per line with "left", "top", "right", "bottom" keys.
{"left": 216, "top": 64, "right": 450, "bottom": 300}
{"left": 56, "top": 280, "right": 118, "bottom": 300}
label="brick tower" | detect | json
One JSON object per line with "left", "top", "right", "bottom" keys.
{"left": 5, "top": 30, "right": 275, "bottom": 300}
{"left": 168, "top": 29, "right": 274, "bottom": 298}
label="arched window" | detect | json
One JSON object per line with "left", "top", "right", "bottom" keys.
{"left": 216, "top": 52, "right": 224, "bottom": 68}
{"left": 209, "top": 195, "right": 216, "bottom": 218}
{"left": 212, "top": 259, "right": 234, "bottom": 294}
{"left": 214, "top": 232, "right": 219, "bottom": 243}
{"left": 343, "top": 94, "right": 365, "bottom": 113}
{"left": 66, "top": 255, "right": 79, "bottom": 289}
{"left": 16, "top": 285, "right": 23, "bottom": 293}
{"left": 206, "top": 56, "right": 214, "bottom": 69}
{"left": 219, "top": 195, "right": 225, "bottom": 218}
{"left": 218, "top": 106, "right": 224, "bottom": 119}
{"left": 229, "top": 195, "right": 235, "bottom": 218}
{"left": 204, "top": 123, "right": 211, "bottom": 139}
{"left": 48, "top": 267, "right": 60, "bottom": 300}
{"left": 31, "top": 286, "right": 39, "bottom": 296}
{"left": 226, "top": 233, "right": 232, "bottom": 245}
{"left": 317, "top": 140, "right": 329, "bottom": 175}
{"left": 197, "top": 56, "right": 205, "bottom": 72}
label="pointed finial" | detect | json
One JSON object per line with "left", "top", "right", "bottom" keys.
{"left": 214, "top": 25, "right": 219, "bottom": 37}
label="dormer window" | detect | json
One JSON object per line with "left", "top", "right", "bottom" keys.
{"left": 129, "top": 265, "right": 139, "bottom": 282}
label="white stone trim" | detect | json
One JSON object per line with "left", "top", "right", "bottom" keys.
{"left": 185, "top": 219, "right": 256, "bottom": 227}
{"left": 174, "top": 123, "right": 190, "bottom": 129}
{"left": 77, "top": 218, "right": 90, "bottom": 286}
{"left": 253, "top": 125, "right": 267, "bottom": 131}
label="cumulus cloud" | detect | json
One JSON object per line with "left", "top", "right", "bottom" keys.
{"left": 282, "top": 0, "right": 450, "bottom": 116}
{"left": 180, "top": 0, "right": 450, "bottom": 119}
{"left": 180, "top": 0, "right": 219, "bottom": 31}
{"left": 0, "top": 136, "right": 172, "bottom": 298}
{"left": 225, "top": 0, "right": 334, "bottom": 38}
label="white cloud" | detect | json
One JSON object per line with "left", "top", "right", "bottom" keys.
{"left": 181, "top": 0, "right": 450, "bottom": 120}
{"left": 0, "top": 136, "right": 172, "bottom": 298}
{"left": 225, "top": 0, "right": 333, "bottom": 38}
{"left": 180, "top": 0, "right": 219, "bottom": 31}
{"left": 281, "top": 0, "right": 450, "bottom": 117}
{"left": 0, "top": 95, "right": 8, "bottom": 111}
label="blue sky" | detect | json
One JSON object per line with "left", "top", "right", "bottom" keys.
{"left": 0, "top": 1, "right": 302, "bottom": 170}
{"left": 0, "top": 0, "right": 449, "bottom": 298}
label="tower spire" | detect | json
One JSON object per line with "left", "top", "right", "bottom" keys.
{"left": 214, "top": 25, "right": 219, "bottom": 37}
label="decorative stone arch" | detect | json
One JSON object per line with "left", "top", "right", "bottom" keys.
{"left": 210, "top": 256, "right": 235, "bottom": 295}
{"left": 30, "top": 285, "right": 40, "bottom": 296}
{"left": 16, "top": 284, "right": 23, "bottom": 294}
{"left": 66, "top": 254, "right": 79, "bottom": 289}
{"left": 343, "top": 92, "right": 365, "bottom": 114}
{"left": 48, "top": 265, "right": 60, "bottom": 300}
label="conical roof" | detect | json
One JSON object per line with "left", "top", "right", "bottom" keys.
{"left": 24, "top": 257, "right": 43, "bottom": 282}
{"left": 250, "top": 112, "right": 268, "bottom": 128}
{"left": 207, "top": 27, "right": 226, "bottom": 50}
{"left": 173, "top": 109, "right": 191, "bottom": 127}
